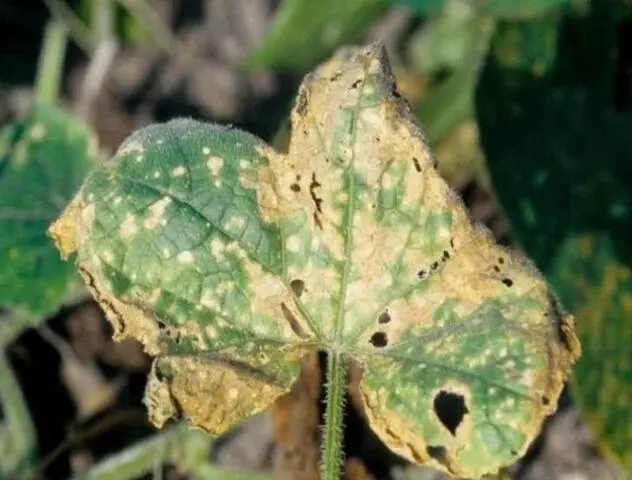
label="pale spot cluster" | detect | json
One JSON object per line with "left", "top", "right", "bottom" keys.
{"left": 144, "top": 196, "right": 172, "bottom": 230}
{"left": 119, "top": 213, "right": 138, "bottom": 238}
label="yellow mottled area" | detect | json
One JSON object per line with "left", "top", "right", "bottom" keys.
{"left": 48, "top": 193, "right": 95, "bottom": 260}
{"left": 145, "top": 356, "right": 285, "bottom": 435}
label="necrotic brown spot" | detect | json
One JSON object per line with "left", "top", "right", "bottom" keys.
{"left": 433, "top": 390, "right": 468, "bottom": 436}
{"left": 417, "top": 269, "right": 427, "bottom": 280}
{"left": 290, "top": 183, "right": 301, "bottom": 192}
{"left": 412, "top": 157, "right": 422, "bottom": 172}
{"left": 281, "top": 303, "right": 308, "bottom": 339}
{"left": 378, "top": 311, "right": 391, "bottom": 324}
{"left": 501, "top": 278, "right": 513, "bottom": 287}
{"left": 290, "top": 279, "right": 305, "bottom": 297}
{"left": 369, "top": 331, "right": 388, "bottom": 347}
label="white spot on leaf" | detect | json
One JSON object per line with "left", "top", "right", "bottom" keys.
{"left": 176, "top": 251, "right": 195, "bottom": 264}
{"left": 172, "top": 166, "right": 186, "bottom": 177}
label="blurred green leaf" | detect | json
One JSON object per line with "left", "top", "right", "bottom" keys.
{"left": 476, "top": 1, "right": 632, "bottom": 472}
{"left": 391, "top": 0, "right": 572, "bottom": 18}
{"left": 245, "top": 0, "right": 386, "bottom": 70}
{"left": 0, "top": 347, "right": 37, "bottom": 479}
{"left": 0, "top": 104, "right": 96, "bottom": 315}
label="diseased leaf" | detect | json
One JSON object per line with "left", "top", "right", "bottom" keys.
{"left": 49, "top": 44, "right": 579, "bottom": 479}
{"left": 0, "top": 104, "right": 96, "bottom": 315}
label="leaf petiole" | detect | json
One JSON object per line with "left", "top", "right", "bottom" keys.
{"left": 320, "top": 351, "right": 347, "bottom": 480}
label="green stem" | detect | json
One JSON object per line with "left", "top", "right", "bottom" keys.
{"left": 35, "top": 20, "right": 69, "bottom": 105}
{"left": 320, "top": 352, "right": 347, "bottom": 480}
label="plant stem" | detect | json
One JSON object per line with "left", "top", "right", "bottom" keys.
{"left": 35, "top": 20, "right": 69, "bottom": 105}
{"left": 320, "top": 351, "right": 347, "bottom": 480}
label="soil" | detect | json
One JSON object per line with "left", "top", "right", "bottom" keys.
{"left": 0, "top": 1, "right": 627, "bottom": 479}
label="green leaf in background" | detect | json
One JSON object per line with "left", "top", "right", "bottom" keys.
{"left": 391, "top": 0, "right": 573, "bottom": 18}
{"left": 245, "top": 0, "right": 386, "bottom": 71}
{"left": 0, "top": 348, "right": 37, "bottom": 479}
{"left": 0, "top": 104, "right": 96, "bottom": 315}
{"left": 50, "top": 44, "right": 578, "bottom": 478}
{"left": 476, "top": 2, "right": 632, "bottom": 472}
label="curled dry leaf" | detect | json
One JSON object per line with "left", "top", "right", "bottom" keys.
{"left": 48, "top": 43, "right": 580, "bottom": 478}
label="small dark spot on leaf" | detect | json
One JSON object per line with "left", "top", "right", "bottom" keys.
{"left": 510, "top": 449, "right": 518, "bottom": 456}
{"left": 442, "top": 250, "right": 450, "bottom": 261}
{"left": 290, "top": 183, "right": 301, "bottom": 192}
{"left": 431, "top": 261, "right": 439, "bottom": 270}
{"left": 433, "top": 390, "right": 469, "bottom": 436}
{"left": 542, "top": 396, "right": 550, "bottom": 406}
{"left": 412, "top": 157, "right": 422, "bottom": 172}
{"left": 296, "top": 174, "right": 301, "bottom": 180}
{"left": 351, "top": 79, "right": 362, "bottom": 89}
{"left": 378, "top": 311, "right": 391, "bottom": 324}
{"left": 290, "top": 279, "right": 305, "bottom": 297}
{"left": 157, "top": 320, "right": 166, "bottom": 330}
{"left": 450, "top": 238, "right": 454, "bottom": 248}
{"left": 369, "top": 331, "right": 388, "bottom": 347}
{"left": 498, "top": 257, "right": 505, "bottom": 264}
{"left": 417, "top": 269, "right": 427, "bottom": 280}
{"left": 329, "top": 72, "right": 342, "bottom": 82}
{"left": 426, "top": 445, "right": 449, "bottom": 467}
{"left": 493, "top": 265, "right": 501, "bottom": 272}
{"left": 501, "top": 278, "right": 513, "bottom": 287}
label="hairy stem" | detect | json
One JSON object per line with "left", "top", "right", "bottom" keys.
{"left": 320, "top": 352, "right": 347, "bottom": 480}
{"left": 35, "top": 20, "right": 68, "bottom": 105}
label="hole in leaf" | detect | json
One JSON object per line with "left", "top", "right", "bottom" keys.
{"left": 290, "top": 183, "right": 301, "bottom": 192}
{"left": 369, "top": 331, "right": 388, "bottom": 347}
{"left": 281, "top": 303, "right": 308, "bottom": 339}
{"left": 501, "top": 278, "right": 513, "bottom": 287}
{"left": 433, "top": 390, "right": 468, "bottom": 436}
{"left": 378, "top": 311, "right": 391, "bottom": 324}
{"left": 290, "top": 279, "right": 305, "bottom": 297}
{"left": 426, "top": 445, "right": 449, "bottom": 467}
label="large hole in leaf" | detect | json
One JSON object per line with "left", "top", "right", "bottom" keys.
{"left": 369, "top": 331, "right": 388, "bottom": 348}
{"left": 433, "top": 390, "right": 468, "bottom": 436}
